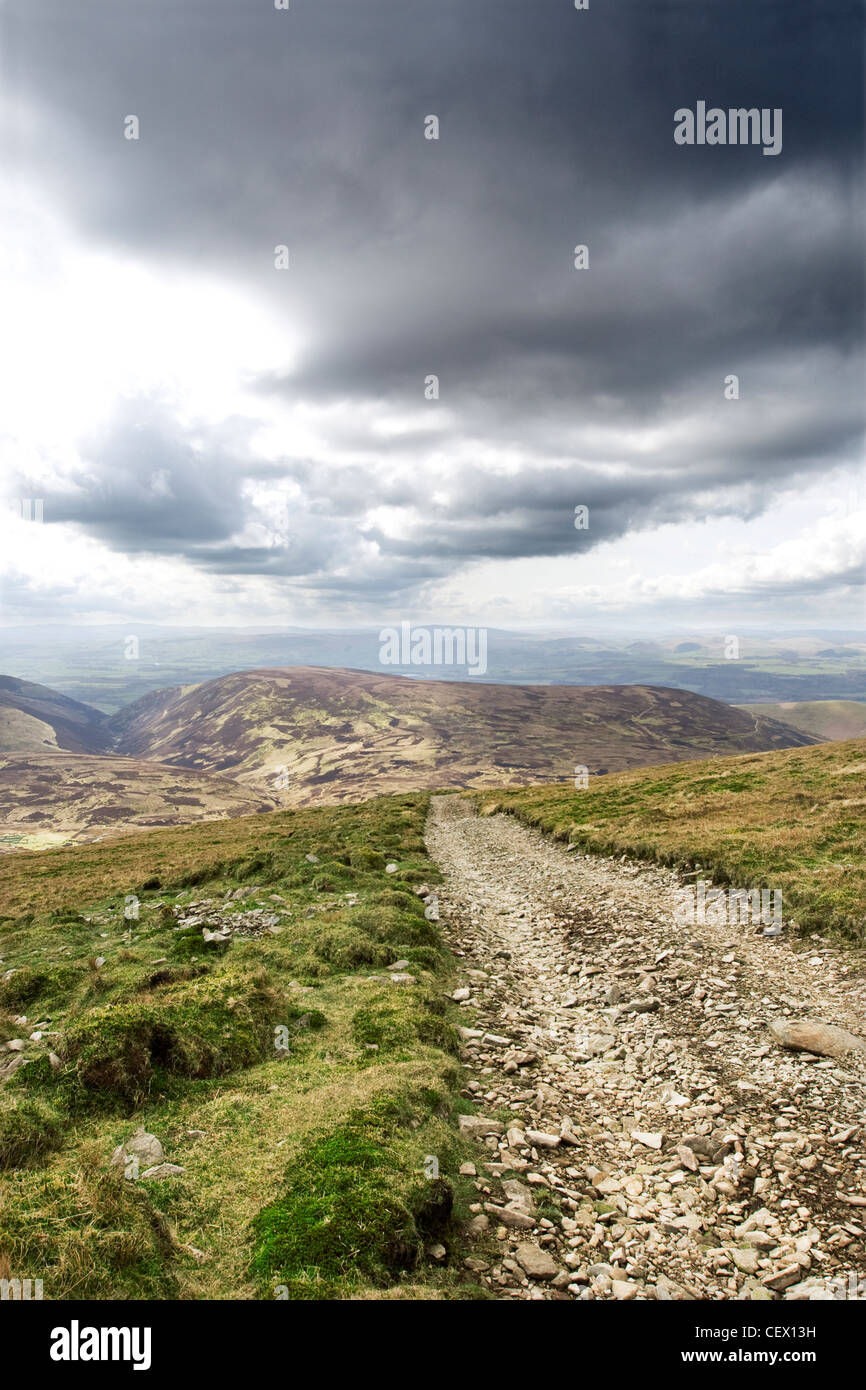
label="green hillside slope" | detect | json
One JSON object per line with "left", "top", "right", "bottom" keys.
{"left": 0, "top": 794, "right": 481, "bottom": 1301}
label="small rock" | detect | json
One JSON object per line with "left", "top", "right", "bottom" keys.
{"left": 676, "top": 1144, "right": 699, "bottom": 1172}
{"left": 140, "top": 1163, "right": 185, "bottom": 1180}
{"left": 661, "top": 1088, "right": 690, "bottom": 1108}
{"left": 502, "top": 1180, "right": 536, "bottom": 1216}
{"left": 458, "top": 1115, "right": 504, "bottom": 1139}
{"left": 486, "top": 1205, "right": 535, "bottom": 1230}
{"left": 784, "top": 1278, "right": 838, "bottom": 1302}
{"left": 514, "top": 1243, "right": 560, "bottom": 1281}
{"left": 627, "top": 997, "right": 660, "bottom": 1014}
{"left": 761, "top": 1264, "right": 802, "bottom": 1292}
{"left": 631, "top": 1130, "right": 664, "bottom": 1150}
{"left": 525, "top": 1129, "right": 561, "bottom": 1149}
{"left": 111, "top": 1128, "right": 164, "bottom": 1169}
{"left": 595, "top": 1176, "right": 622, "bottom": 1195}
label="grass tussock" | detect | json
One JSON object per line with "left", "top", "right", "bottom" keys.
{"left": 0, "top": 1097, "right": 66, "bottom": 1170}
{"left": 0, "top": 1142, "right": 179, "bottom": 1300}
{"left": 57, "top": 968, "right": 285, "bottom": 1109}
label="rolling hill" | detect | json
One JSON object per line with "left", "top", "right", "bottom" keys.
{"left": 0, "top": 675, "right": 110, "bottom": 754}
{"left": 0, "top": 666, "right": 817, "bottom": 845}
{"left": 109, "top": 666, "right": 816, "bottom": 804}
{"left": 4, "top": 626, "right": 865, "bottom": 709}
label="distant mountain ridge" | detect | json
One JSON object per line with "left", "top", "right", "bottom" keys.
{"left": 0, "top": 666, "right": 817, "bottom": 846}
{"left": 2, "top": 627, "right": 864, "bottom": 711}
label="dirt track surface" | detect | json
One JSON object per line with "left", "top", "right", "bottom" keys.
{"left": 426, "top": 795, "right": 866, "bottom": 1301}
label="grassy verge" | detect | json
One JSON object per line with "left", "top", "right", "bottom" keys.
{"left": 0, "top": 793, "right": 485, "bottom": 1300}
{"left": 471, "top": 738, "right": 866, "bottom": 945}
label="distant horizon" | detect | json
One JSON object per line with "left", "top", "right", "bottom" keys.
{"left": 1, "top": 621, "right": 865, "bottom": 639}
{"left": 3, "top": 620, "right": 864, "bottom": 720}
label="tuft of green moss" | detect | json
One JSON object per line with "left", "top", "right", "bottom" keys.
{"left": 352, "top": 988, "right": 456, "bottom": 1056}
{"left": 0, "top": 964, "right": 81, "bottom": 1011}
{"left": 250, "top": 1096, "right": 457, "bottom": 1297}
{"left": 349, "top": 849, "right": 386, "bottom": 871}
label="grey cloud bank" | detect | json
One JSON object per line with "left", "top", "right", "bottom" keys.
{"left": 0, "top": 0, "right": 863, "bottom": 626}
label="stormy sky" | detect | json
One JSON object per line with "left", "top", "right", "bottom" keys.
{"left": 0, "top": 0, "right": 863, "bottom": 631}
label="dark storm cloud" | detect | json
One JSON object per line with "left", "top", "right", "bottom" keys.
{"left": 2, "top": 0, "right": 863, "bottom": 604}
{"left": 29, "top": 402, "right": 852, "bottom": 612}
{"left": 6, "top": 1, "right": 862, "bottom": 250}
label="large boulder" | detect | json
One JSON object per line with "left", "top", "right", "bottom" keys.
{"left": 768, "top": 1019, "right": 866, "bottom": 1059}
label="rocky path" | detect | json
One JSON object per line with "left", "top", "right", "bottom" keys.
{"left": 425, "top": 796, "right": 866, "bottom": 1301}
